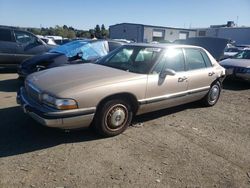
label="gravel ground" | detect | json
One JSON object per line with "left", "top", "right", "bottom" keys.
{"left": 0, "top": 73, "right": 250, "bottom": 188}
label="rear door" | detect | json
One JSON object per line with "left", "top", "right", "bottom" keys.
{"left": 13, "top": 30, "right": 46, "bottom": 63}
{"left": 184, "top": 48, "right": 216, "bottom": 99}
{"left": 142, "top": 48, "right": 188, "bottom": 113}
{"left": 0, "top": 28, "right": 18, "bottom": 66}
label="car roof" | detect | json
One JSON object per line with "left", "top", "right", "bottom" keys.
{"left": 123, "top": 43, "right": 202, "bottom": 49}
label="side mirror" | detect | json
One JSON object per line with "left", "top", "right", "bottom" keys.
{"left": 160, "top": 68, "right": 176, "bottom": 78}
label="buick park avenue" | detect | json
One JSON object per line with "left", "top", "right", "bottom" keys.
{"left": 17, "top": 44, "right": 226, "bottom": 137}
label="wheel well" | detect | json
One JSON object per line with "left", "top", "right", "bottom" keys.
{"left": 211, "top": 78, "right": 222, "bottom": 88}
{"left": 96, "top": 93, "right": 139, "bottom": 114}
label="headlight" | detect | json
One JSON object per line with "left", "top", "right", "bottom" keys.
{"left": 41, "top": 93, "right": 78, "bottom": 110}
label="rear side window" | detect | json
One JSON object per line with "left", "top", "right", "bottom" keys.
{"left": 185, "top": 49, "right": 206, "bottom": 70}
{"left": 200, "top": 50, "right": 212, "bottom": 67}
{"left": 0, "top": 28, "right": 12, "bottom": 42}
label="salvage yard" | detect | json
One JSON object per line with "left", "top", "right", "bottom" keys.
{"left": 0, "top": 73, "right": 250, "bottom": 188}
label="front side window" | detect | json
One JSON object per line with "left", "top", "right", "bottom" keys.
{"left": 0, "top": 29, "right": 12, "bottom": 42}
{"left": 14, "top": 30, "right": 36, "bottom": 44}
{"left": 185, "top": 49, "right": 206, "bottom": 70}
{"left": 99, "top": 46, "right": 162, "bottom": 74}
{"left": 153, "top": 48, "right": 185, "bottom": 74}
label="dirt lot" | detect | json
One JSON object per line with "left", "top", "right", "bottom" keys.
{"left": 0, "top": 73, "right": 250, "bottom": 188}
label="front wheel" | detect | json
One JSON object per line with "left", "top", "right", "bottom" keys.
{"left": 94, "top": 99, "right": 133, "bottom": 137}
{"left": 202, "top": 81, "right": 221, "bottom": 107}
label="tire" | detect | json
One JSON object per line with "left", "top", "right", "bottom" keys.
{"left": 94, "top": 99, "right": 133, "bottom": 137}
{"left": 202, "top": 81, "right": 221, "bottom": 107}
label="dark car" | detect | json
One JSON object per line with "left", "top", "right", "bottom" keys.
{"left": 18, "top": 39, "right": 125, "bottom": 78}
{"left": 0, "top": 26, "right": 55, "bottom": 68}
{"left": 219, "top": 49, "right": 250, "bottom": 82}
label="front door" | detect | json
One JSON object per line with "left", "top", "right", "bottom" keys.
{"left": 13, "top": 30, "right": 45, "bottom": 63}
{"left": 141, "top": 48, "right": 188, "bottom": 113}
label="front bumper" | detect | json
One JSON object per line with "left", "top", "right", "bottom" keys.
{"left": 17, "top": 87, "right": 95, "bottom": 129}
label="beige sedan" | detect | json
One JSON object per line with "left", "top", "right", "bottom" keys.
{"left": 17, "top": 44, "right": 226, "bottom": 136}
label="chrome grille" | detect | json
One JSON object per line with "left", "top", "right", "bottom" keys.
{"left": 26, "top": 83, "right": 41, "bottom": 102}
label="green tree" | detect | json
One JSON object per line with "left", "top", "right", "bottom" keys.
{"left": 101, "top": 24, "right": 108, "bottom": 38}
{"left": 94, "top": 24, "right": 101, "bottom": 38}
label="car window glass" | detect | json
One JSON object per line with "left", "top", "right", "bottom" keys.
{"left": 14, "top": 30, "right": 35, "bottom": 44}
{"left": 109, "top": 48, "right": 133, "bottom": 63}
{"left": 185, "top": 49, "right": 206, "bottom": 70}
{"left": 108, "top": 42, "right": 122, "bottom": 52}
{"left": 200, "top": 50, "right": 212, "bottom": 67}
{"left": 0, "top": 29, "right": 12, "bottom": 42}
{"left": 153, "top": 48, "right": 185, "bottom": 74}
{"left": 135, "top": 48, "right": 159, "bottom": 62}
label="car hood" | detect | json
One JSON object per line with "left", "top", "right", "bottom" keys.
{"left": 26, "top": 63, "right": 145, "bottom": 97}
{"left": 174, "top": 37, "right": 228, "bottom": 61}
{"left": 220, "top": 58, "right": 250, "bottom": 68}
{"left": 21, "top": 52, "right": 65, "bottom": 68}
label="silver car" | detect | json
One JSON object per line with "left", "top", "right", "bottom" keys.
{"left": 17, "top": 44, "right": 226, "bottom": 136}
{"left": 220, "top": 49, "right": 250, "bottom": 82}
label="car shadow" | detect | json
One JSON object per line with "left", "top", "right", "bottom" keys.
{"left": 223, "top": 79, "right": 250, "bottom": 91}
{"left": 0, "top": 78, "right": 23, "bottom": 92}
{"left": 0, "top": 102, "right": 202, "bottom": 158}
{"left": 0, "top": 106, "right": 102, "bottom": 158}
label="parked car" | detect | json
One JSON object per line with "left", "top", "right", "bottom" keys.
{"left": 236, "top": 44, "right": 250, "bottom": 50}
{"left": 54, "top": 39, "right": 71, "bottom": 45}
{"left": 0, "top": 26, "right": 55, "bottom": 68}
{"left": 37, "top": 35, "right": 57, "bottom": 46}
{"left": 220, "top": 49, "right": 250, "bottom": 82}
{"left": 18, "top": 39, "right": 125, "bottom": 78}
{"left": 222, "top": 47, "right": 241, "bottom": 60}
{"left": 17, "top": 43, "right": 226, "bottom": 137}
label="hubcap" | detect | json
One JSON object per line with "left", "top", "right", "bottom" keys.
{"left": 105, "top": 104, "right": 128, "bottom": 130}
{"left": 209, "top": 85, "right": 219, "bottom": 102}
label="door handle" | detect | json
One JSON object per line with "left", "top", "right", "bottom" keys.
{"left": 178, "top": 77, "right": 188, "bottom": 82}
{"left": 208, "top": 72, "right": 215, "bottom": 76}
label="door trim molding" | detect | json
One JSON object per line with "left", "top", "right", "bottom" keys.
{"left": 138, "top": 86, "right": 210, "bottom": 105}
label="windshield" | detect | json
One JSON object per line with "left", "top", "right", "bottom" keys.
{"left": 232, "top": 50, "right": 250, "bottom": 59}
{"left": 98, "top": 46, "right": 162, "bottom": 74}
{"left": 50, "top": 40, "right": 109, "bottom": 60}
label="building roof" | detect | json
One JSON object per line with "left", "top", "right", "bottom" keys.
{"left": 109, "top": 23, "right": 197, "bottom": 31}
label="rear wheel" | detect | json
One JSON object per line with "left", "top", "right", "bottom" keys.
{"left": 202, "top": 81, "right": 221, "bottom": 106}
{"left": 94, "top": 99, "right": 133, "bottom": 137}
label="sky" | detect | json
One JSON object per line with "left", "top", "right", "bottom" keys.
{"left": 0, "top": 0, "right": 250, "bottom": 30}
